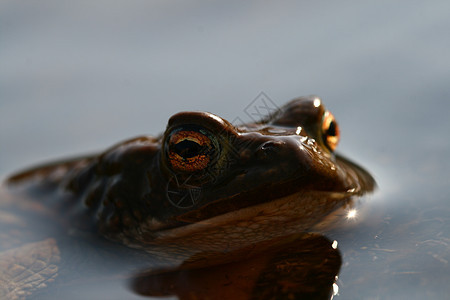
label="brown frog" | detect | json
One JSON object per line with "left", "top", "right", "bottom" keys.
{"left": 1, "top": 96, "right": 375, "bottom": 299}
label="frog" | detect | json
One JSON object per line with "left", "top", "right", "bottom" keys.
{"left": 0, "top": 96, "right": 375, "bottom": 299}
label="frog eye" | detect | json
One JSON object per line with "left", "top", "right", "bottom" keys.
{"left": 166, "top": 129, "right": 216, "bottom": 172}
{"left": 322, "top": 111, "right": 340, "bottom": 152}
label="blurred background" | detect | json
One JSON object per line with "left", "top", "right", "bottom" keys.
{"left": 1, "top": 0, "right": 449, "bottom": 299}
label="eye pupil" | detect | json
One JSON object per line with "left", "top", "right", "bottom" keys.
{"left": 173, "top": 140, "right": 204, "bottom": 159}
{"left": 326, "top": 121, "right": 337, "bottom": 136}
{"left": 322, "top": 111, "right": 340, "bottom": 152}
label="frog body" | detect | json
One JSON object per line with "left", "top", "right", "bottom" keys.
{"left": 1, "top": 96, "right": 375, "bottom": 298}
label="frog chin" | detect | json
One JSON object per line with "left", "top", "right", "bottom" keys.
{"left": 141, "top": 190, "right": 356, "bottom": 252}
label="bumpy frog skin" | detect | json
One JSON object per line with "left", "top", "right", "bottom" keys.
{"left": 6, "top": 96, "right": 375, "bottom": 260}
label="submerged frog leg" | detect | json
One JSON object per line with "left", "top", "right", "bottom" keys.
{"left": 0, "top": 238, "right": 60, "bottom": 300}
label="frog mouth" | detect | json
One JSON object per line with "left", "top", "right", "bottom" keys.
{"left": 172, "top": 154, "right": 375, "bottom": 224}
{"left": 173, "top": 186, "right": 359, "bottom": 224}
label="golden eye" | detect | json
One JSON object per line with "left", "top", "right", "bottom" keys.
{"left": 167, "top": 130, "right": 214, "bottom": 172}
{"left": 322, "top": 110, "right": 340, "bottom": 152}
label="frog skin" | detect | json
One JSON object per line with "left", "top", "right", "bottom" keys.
{"left": 5, "top": 96, "right": 375, "bottom": 263}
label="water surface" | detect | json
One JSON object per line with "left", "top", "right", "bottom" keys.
{"left": 1, "top": 1, "right": 450, "bottom": 299}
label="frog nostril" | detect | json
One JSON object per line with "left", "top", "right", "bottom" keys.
{"left": 257, "top": 141, "right": 283, "bottom": 159}
{"left": 261, "top": 141, "right": 277, "bottom": 151}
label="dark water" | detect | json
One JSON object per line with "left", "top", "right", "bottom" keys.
{"left": 1, "top": 1, "right": 450, "bottom": 299}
